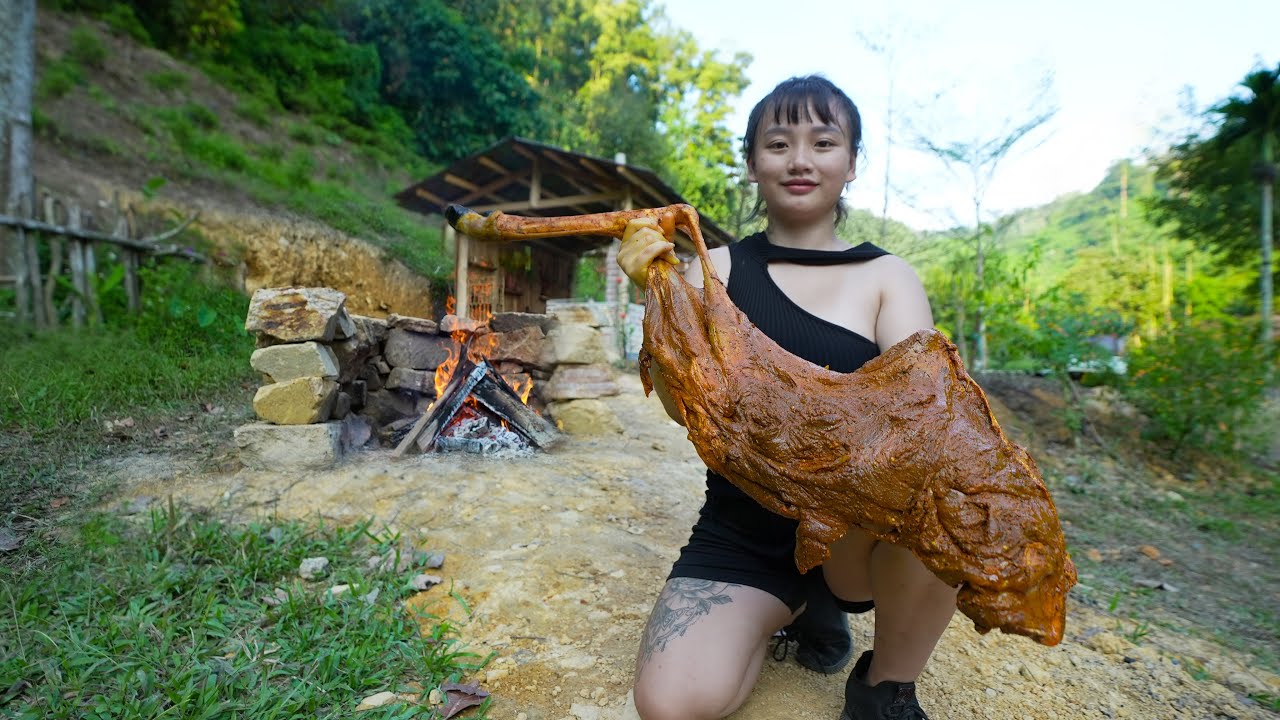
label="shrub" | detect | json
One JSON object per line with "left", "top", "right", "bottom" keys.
{"left": 67, "top": 25, "right": 108, "bottom": 68}
{"left": 35, "top": 59, "right": 84, "bottom": 100}
{"left": 101, "top": 2, "right": 151, "bottom": 44}
{"left": 1121, "top": 319, "right": 1277, "bottom": 456}
{"left": 182, "top": 101, "right": 220, "bottom": 130}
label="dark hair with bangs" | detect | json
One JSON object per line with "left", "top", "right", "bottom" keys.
{"left": 742, "top": 75, "right": 863, "bottom": 226}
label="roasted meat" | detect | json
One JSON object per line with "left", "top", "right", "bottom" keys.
{"left": 447, "top": 203, "right": 1077, "bottom": 647}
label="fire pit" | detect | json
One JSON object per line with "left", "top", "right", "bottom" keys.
{"left": 393, "top": 351, "right": 559, "bottom": 456}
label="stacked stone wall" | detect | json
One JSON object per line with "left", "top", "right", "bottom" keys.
{"left": 235, "top": 287, "right": 627, "bottom": 469}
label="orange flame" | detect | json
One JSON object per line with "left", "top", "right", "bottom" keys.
{"left": 431, "top": 296, "right": 536, "bottom": 411}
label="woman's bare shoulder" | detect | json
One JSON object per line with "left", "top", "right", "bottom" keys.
{"left": 683, "top": 246, "right": 732, "bottom": 289}
{"left": 867, "top": 254, "right": 924, "bottom": 287}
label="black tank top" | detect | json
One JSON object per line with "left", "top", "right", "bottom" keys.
{"left": 705, "top": 231, "right": 891, "bottom": 503}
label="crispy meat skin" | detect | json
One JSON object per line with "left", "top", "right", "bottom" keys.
{"left": 449, "top": 203, "right": 1076, "bottom": 646}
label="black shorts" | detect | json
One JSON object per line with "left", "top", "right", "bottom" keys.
{"left": 668, "top": 481, "right": 813, "bottom": 612}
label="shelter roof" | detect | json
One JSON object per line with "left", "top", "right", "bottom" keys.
{"left": 394, "top": 136, "right": 733, "bottom": 256}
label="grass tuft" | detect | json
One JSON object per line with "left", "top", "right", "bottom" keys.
{"left": 0, "top": 508, "right": 488, "bottom": 718}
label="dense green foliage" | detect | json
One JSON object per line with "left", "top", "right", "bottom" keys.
{"left": 1, "top": 510, "right": 486, "bottom": 718}
{"left": 912, "top": 151, "right": 1277, "bottom": 455}
{"left": 44, "top": 0, "right": 751, "bottom": 228}
{"left": 1121, "top": 319, "right": 1276, "bottom": 454}
{"left": 0, "top": 258, "right": 256, "bottom": 516}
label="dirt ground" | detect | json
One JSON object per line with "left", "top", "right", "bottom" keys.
{"left": 98, "top": 372, "right": 1278, "bottom": 720}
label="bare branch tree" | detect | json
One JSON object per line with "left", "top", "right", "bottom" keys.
{"left": 914, "top": 73, "right": 1057, "bottom": 369}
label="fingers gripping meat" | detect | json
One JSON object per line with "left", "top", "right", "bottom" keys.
{"left": 445, "top": 203, "right": 1076, "bottom": 646}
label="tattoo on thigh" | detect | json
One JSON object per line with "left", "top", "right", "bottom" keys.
{"left": 638, "top": 579, "right": 736, "bottom": 666}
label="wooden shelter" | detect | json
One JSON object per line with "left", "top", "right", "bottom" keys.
{"left": 395, "top": 136, "right": 732, "bottom": 318}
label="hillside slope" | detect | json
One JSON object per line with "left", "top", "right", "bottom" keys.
{"left": 31, "top": 10, "right": 438, "bottom": 316}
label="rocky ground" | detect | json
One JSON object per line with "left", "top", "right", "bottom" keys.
{"left": 100, "top": 372, "right": 1278, "bottom": 720}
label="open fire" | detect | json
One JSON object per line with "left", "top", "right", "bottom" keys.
{"left": 394, "top": 299, "right": 558, "bottom": 456}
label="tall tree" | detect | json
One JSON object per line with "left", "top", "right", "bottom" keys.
{"left": 1152, "top": 64, "right": 1280, "bottom": 346}
{"left": 915, "top": 78, "right": 1056, "bottom": 369}
{"left": 1213, "top": 64, "right": 1279, "bottom": 345}
{"left": 2, "top": 0, "right": 37, "bottom": 326}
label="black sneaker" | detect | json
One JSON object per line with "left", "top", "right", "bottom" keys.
{"left": 781, "top": 575, "right": 853, "bottom": 674}
{"left": 839, "top": 651, "right": 929, "bottom": 720}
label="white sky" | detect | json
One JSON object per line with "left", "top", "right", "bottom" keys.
{"left": 663, "top": 0, "right": 1280, "bottom": 231}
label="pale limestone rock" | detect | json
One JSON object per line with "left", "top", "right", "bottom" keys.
{"left": 548, "top": 303, "right": 608, "bottom": 327}
{"left": 250, "top": 342, "right": 339, "bottom": 382}
{"left": 548, "top": 399, "right": 622, "bottom": 436}
{"left": 234, "top": 421, "right": 343, "bottom": 470}
{"left": 387, "top": 313, "right": 438, "bottom": 334}
{"left": 439, "top": 314, "right": 483, "bottom": 334}
{"left": 355, "top": 691, "right": 400, "bottom": 711}
{"left": 491, "top": 325, "right": 546, "bottom": 367}
{"left": 543, "top": 364, "right": 619, "bottom": 400}
{"left": 253, "top": 377, "right": 338, "bottom": 425}
{"left": 244, "top": 287, "right": 349, "bottom": 342}
{"left": 541, "top": 324, "right": 609, "bottom": 366}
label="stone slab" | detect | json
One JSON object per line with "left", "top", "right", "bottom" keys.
{"left": 234, "top": 421, "right": 344, "bottom": 470}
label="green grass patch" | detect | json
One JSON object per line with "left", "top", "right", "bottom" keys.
{"left": 145, "top": 70, "right": 189, "bottom": 94}
{"left": 234, "top": 96, "right": 272, "bottom": 127}
{"left": 0, "top": 509, "right": 489, "bottom": 718}
{"left": 287, "top": 122, "right": 322, "bottom": 145}
{"left": 36, "top": 58, "right": 85, "bottom": 100}
{"left": 67, "top": 25, "right": 107, "bottom": 68}
{"left": 0, "top": 262, "right": 255, "bottom": 514}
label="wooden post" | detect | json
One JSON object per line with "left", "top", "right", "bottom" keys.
{"left": 529, "top": 157, "right": 542, "bottom": 208}
{"left": 454, "top": 225, "right": 470, "bottom": 319}
{"left": 68, "top": 202, "right": 86, "bottom": 328}
{"left": 42, "top": 193, "right": 60, "bottom": 327}
{"left": 21, "top": 193, "right": 45, "bottom": 329}
{"left": 124, "top": 249, "right": 140, "bottom": 313}
{"left": 84, "top": 236, "right": 100, "bottom": 325}
{"left": 603, "top": 178, "right": 632, "bottom": 357}
{"left": 113, "top": 205, "right": 130, "bottom": 316}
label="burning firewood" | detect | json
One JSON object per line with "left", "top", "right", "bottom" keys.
{"left": 446, "top": 203, "right": 1076, "bottom": 647}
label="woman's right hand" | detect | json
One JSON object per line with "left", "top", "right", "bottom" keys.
{"left": 617, "top": 218, "right": 679, "bottom": 286}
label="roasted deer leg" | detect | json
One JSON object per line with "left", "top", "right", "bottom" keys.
{"left": 446, "top": 203, "right": 1077, "bottom": 646}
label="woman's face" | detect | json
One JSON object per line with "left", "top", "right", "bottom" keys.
{"left": 747, "top": 103, "right": 857, "bottom": 225}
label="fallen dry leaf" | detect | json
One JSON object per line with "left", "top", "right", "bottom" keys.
{"left": 440, "top": 682, "right": 488, "bottom": 719}
{"left": 1138, "top": 545, "right": 1161, "bottom": 560}
{"left": 1085, "top": 549, "right": 1103, "bottom": 563}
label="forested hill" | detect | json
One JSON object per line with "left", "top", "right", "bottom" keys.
{"left": 37, "top": 0, "right": 752, "bottom": 231}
